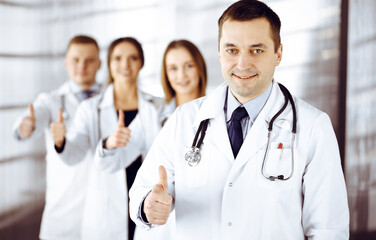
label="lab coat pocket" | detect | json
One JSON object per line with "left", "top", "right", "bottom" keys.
{"left": 182, "top": 146, "right": 209, "bottom": 189}
{"left": 257, "top": 141, "right": 297, "bottom": 190}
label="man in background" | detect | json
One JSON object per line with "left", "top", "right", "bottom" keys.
{"left": 13, "top": 35, "right": 102, "bottom": 240}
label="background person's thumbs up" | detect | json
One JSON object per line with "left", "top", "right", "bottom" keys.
{"left": 105, "top": 110, "right": 131, "bottom": 150}
{"left": 29, "top": 104, "right": 35, "bottom": 119}
{"left": 58, "top": 108, "right": 63, "bottom": 123}
{"left": 18, "top": 104, "right": 36, "bottom": 139}
{"left": 50, "top": 109, "right": 66, "bottom": 148}
{"left": 143, "top": 166, "right": 172, "bottom": 225}
{"left": 118, "top": 110, "right": 125, "bottom": 127}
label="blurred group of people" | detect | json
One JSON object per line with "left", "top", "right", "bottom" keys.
{"left": 14, "top": 35, "right": 207, "bottom": 240}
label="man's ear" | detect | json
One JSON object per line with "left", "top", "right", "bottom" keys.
{"left": 98, "top": 59, "right": 102, "bottom": 70}
{"left": 275, "top": 44, "right": 283, "bottom": 66}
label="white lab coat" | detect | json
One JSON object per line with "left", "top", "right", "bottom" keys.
{"left": 134, "top": 98, "right": 177, "bottom": 240}
{"left": 130, "top": 81, "right": 349, "bottom": 240}
{"left": 58, "top": 84, "right": 160, "bottom": 240}
{"left": 95, "top": 96, "right": 177, "bottom": 240}
{"left": 13, "top": 82, "right": 96, "bottom": 240}
{"left": 159, "top": 98, "right": 176, "bottom": 126}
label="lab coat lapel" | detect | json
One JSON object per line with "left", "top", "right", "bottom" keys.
{"left": 98, "top": 85, "right": 118, "bottom": 138}
{"left": 59, "top": 82, "right": 80, "bottom": 106}
{"left": 54, "top": 82, "right": 79, "bottom": 124}
{"left": 127, "top": 92, "right": 146, "bottom": 132}
{"left": 234, "top": 81, "right": 288, "bottom": 169}
{"left": 206, "top": 111, "right": 234, "bottom": 163}
{"left": 194, "top": 83, "right": 234, "bottom": 163}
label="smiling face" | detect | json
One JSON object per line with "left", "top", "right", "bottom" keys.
{"left": 110, "top": 42, "right": 142, "bottom": 85}
{"left": 219, "top": 18, "right": 282, "bottom": 103}
{"left": 65, "top": 43, "right": 101, "bottom": 89}
{"left": 165, "top": 47, "right": 200, "bottom": 98}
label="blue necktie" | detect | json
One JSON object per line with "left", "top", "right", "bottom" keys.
{"left": 228, "top": 106, "right": 248, "bottom": 158}
{"left": 78, "top": 90, "right": 95, "bottom": 101}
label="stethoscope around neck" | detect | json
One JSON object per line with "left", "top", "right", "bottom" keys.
{"left": 185, "top": 83, "right": 297, "bottom": 181}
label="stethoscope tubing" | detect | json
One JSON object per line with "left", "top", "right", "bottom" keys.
{"left": 261, "top": 83, "right": 296, "bottom": 181}
{"left": 186, "top": 83, "right": 297, "bottom": 182}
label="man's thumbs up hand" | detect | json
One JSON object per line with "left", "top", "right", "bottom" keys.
{"left": 143, "top": 166, "right": 172, "bottom": 225}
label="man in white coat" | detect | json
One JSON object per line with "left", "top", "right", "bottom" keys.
{"left": 129, "top": 0, "right": 349, "bottom": 239}
{"left": 13, "top": 35, "right": 102, "bottom": 240}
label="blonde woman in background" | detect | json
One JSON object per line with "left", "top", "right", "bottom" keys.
{"left": 134, "top": 39, "right": 207, "bottom": 239}
{"left": 159, "top": 39, "right": 207, "bottom": 126}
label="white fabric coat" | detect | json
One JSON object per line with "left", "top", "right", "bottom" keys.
{"left": 159, "top": 98, "right": 176, "bottom": 127}
{"left": 13, "top": 82, "right": 95, "bottom": 240}
{"left": 58, "top": 84, "right": 160, "bottom": 240}
{"left": 136, "top": 98, "right": 178, "bottom": 240}
{"left": 130, "top": 81, "right": 349, "bottom": 240}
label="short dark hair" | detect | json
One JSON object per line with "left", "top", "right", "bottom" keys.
{"left": 67, "top": 35, "right": 99, "bottom": 51}
{"left": 107, "top": 37, "right": 144, "bottom": 84}
{"left": 161, "top": 40, "right": 207, "bottom": 103}
{"left": 218, "top": 0, "right": 281, "bottom": 52}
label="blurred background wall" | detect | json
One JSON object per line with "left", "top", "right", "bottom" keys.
{"left": 346, "top": 0, "right": 376, "bottom": 239}
{"left": 0, "top": 0, "right": 374, "bottom": 239}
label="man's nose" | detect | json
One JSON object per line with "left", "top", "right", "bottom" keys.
{"left": 78, "top": 61, "right": 86, "bottom": 71}
{"left": 236, "top": 54, "right": 253, "bottom": 71}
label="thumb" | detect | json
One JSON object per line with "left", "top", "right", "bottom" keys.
{"left": 58, "top": 109, "right": 63, "bottom": 123}
{"left": 29, "top": 104, "right": 35, "bottom": 119}
{"left": 118, "top": 110, "right": 125, "bottom": 127}
{"left": 157, "top": 165, "right": 168, "bottom": 193}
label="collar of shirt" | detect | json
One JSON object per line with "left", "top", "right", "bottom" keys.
{"left": 68, "top": 81, "right": 101, "bottom": 94}
{"left": 68, "top": 81, "right": 101, "bottom": 99}
{"left": 225, "top": 82, "right": 273, "bottom": 137}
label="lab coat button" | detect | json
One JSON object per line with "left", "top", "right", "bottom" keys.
{"left": 228, "top": 222, "right": 232, "bottom": 226}
{"left": 229, "top": 182, "right": 233, "bottom": 187}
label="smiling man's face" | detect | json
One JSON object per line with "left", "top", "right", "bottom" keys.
{"left": 219, "top": 18, "right": 282, "bottom": 104}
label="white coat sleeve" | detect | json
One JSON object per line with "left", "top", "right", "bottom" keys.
{"left": 94, "top": 103, "right": 161, "bottom": 173}
{"left": 57, "top": 102, "right": 92, "bottom": 166}
{"left": 13, "top": 93, "right": 51, "bottom": 141}
{"left": 129, "top": 109, "right": 177, "bottom": 230}
{"left": 94, "top": 136, "right": 144, "bottom": 173}
{"left": 302, "top": 113, "right": 349, "bottom": 239}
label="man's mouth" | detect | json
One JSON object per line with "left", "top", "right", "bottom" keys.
{"left": 232, "top": 73, "right": 257, "bottom": 80}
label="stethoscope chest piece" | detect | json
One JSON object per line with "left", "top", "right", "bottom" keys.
{"left": 185, "top": 147, "right": 201, "bottom": 167}
{"left": 62, "top": 111, "right": 70, "bottom": 121}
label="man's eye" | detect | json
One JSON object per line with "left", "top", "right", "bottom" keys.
{"left": 252, "top": 49, "right": 263, "bottom": 54}
{"left": 227, "top": 49, "right": 237, "bottom": 54}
